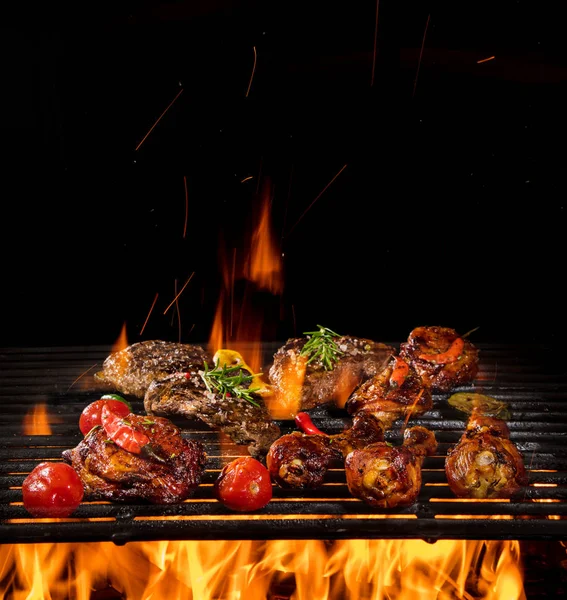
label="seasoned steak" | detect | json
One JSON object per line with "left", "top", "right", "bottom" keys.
{"left": 62, "top": 413, "right": 206, "bottom": 504}
{"left": 144, "top": 371, "right": 281, "bottom": 459}
{"left": 268, "top": 335, "right": 395, "bottom": 411}
{"left": 94, "top": 340, "right": 213, "bottom": 399}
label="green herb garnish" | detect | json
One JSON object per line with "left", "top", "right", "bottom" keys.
{"left": 300, "top": 324, "right": 344, "bottom": 371}
{"left": 200, "top": 361, "right": 261, "bottom": 407}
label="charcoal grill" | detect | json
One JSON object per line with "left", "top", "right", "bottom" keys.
{"left": 1, "top": 342, "right": 566, "bottom": 545}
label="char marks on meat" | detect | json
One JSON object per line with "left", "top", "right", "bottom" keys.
{"left": 445, "top": 409, "right": 527, "bottom": 499}
{"left": 345, "top": 354, "right": 432, "bottom": 429}
{"left": 344, "top": 426, "right": 438, "bottom": 508}
{"left": 144, "top": 371, "right": 281, "bottom": 459}
{"left": 94, "top": 340, "right": 213, "bottom": 399}
{"left": 62, "top": 414, "right": 206, "bottom": 504}
{"left": 268, "top": 336, "right": 395, "bottom": 411}
{"left": 399, "top": 326, "right": 479, "bottom": 392}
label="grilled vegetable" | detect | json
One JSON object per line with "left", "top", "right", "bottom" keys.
{"left": 448, "top": 392, "right": 510, "bottom": 420}
{"left": 100, "top": 404, "right": 150, "bottom": 454}
{"left": 214, "top": 456, "right": 273, "bottom": 511}
{"left": 22, "top": 462, "right": 84, "bottom": 518}
{"left": 294, "top": 412, "right": 328, "bottom": 436}
{"left": 79, "top": 397, "right": 131, "bottom": 436}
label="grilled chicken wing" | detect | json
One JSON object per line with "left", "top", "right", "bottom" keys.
{"left": 345, "top": 355, "right": 432, "bottom": 429}
{"left": 268, "top": 332, "right": 394, "bottom": 413}
{"left": 94, "top": 340, "right": 213, "bottom": 399}
{"left": 344, "top": 426, "right": 437, "bottom": 508}
{"left": 266, "top": 413, "right": 385, "bottom": 489}
{"left": 399, "top": 326, "right": 479, "bottom": 392}
{"left": 62, "top": 413, "right": 206, "bottom": 504}
{"left": 144, "top": 371, "right": 281, "bottom": 459}
{"left": 445, "top": 409, "right": 527, "bottom": 499}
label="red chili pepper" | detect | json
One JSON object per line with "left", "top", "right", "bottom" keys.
{"left": 101, "top": 404, "right": 150, "bottom": 454}
{"left": 294, "top": 412, "right": 329, "bottom": 436}
{"left": 418, "top": 337, "right": 465, "bottom": 364}
{"left": 389, "top": 356, "right": 410, "bottom": 388}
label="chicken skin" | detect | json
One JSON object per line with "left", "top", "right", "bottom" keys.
{"left": 399, "top": 326, "right": 479, "bottom": 392}
{"left": 266, "top": 413, "right": 385, "bottom": 489}
{"left": 62, "top": 412, "right": 207, "bottom": 504}
{"left": 445, "top": 409, "right": 527, "bottom": 499}
{"left": 345, "top": 354, "right": 432, "bottom": 429}
{"left": 344, "top": 426, "right": 438, "bottom": 508}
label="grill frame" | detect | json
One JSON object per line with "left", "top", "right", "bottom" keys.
{"left": 1, "top": 342, "right": 566, "bottom": 545}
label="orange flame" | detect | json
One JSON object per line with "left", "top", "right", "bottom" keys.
{"left": 208, "top": 176, "right": 283, "bottom": 376}
{"left": 22, "top": 404, "right": 53, "bottom": 435}
{"left": 0, "top": 539, "right": 526, "bottom": 599}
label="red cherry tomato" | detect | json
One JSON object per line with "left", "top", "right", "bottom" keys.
{"left": 22, "top": 462, "right": 84, "bottom": 518}
{"left": 214, "top": 456, "right": 273, "bottom": 511}
{"left": 79, "top": 397, "right": 131, "bottom": 435}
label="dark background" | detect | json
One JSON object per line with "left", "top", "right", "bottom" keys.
{"left": 1, "top": 1, "right": 566, "bottom": 348}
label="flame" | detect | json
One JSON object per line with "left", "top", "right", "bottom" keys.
{"left": 0, "top": 539, "right": 526, "bottom": 599}
{"left": 208, "top": 176, "right": 283, "bottom": 375}
{"left": 22, "top": 404, "right": 53, "bottom": 436}
{"left": 113, "top": 322, "right": 129, "bottom": 353}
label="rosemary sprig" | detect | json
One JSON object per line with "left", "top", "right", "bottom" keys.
{"left": 200, "top": 361, "right": 261, "bottom": 407}
{"left": 300, "top": 324, "right": 344, "bottom": 371}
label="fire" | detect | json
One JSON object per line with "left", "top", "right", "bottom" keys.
{"left": 22, "top": 404, "right": 54, "bottom": 436}
{"left": 0, "top": 538, "right": 526, "bottom": 599}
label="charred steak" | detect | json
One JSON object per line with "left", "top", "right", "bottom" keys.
{"left": 144, "top": 369, "right": 281, "bottom": 459}
{"left": 268, "top": 330, "right": 395, "bottom": 411}
{"left": 62, "top": 413, "right": 206, "bottom": 504}
{"left": 94, "top": 340, "right": 213, "bottom": 399}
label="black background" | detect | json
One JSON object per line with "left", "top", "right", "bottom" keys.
{"left": 1, "top": 1, "right": 566, "bottom": 348}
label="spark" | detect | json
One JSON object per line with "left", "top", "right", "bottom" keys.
{"left": 175, "top": 280, "right": 182, "bottom": 342}
{"left": 67, "top": 363, "right": 99, "bottom": 392}
{"left": 477, "top": 56, "right": 495, "bottom": 64}
{"left": 135, "top": 88, "right": 184, "bottom": 151}
{"left": 246, "top": 46, "right": 257, "bottom": 97}
{"left": 163, "top": 272, "right": 195, "bottom": 314}
{"left": 371, "top": 0, "right": 380, "bottom": 86}
{"left": 401, "top": 388, "right": 425, "bottom": 434}
{"left": 140, "top": 293, "right": 159, "bottom": 335}
{"left": 285, "top": 164, "right": 348, "bottom": 237}
{"left": 183, "top": 175, "right": 189, "bottom": 238}
{"left": 240, "top": 176, "right": 253, "bottom": 183}
{"left": 413, "top": 14, "right": 430, "bottom": 98}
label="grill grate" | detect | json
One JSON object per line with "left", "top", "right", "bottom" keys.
{"left": 1, "top": 343, "right": 566, "bottom": 544}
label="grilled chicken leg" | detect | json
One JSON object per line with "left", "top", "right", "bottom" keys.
{"left": 344, "top": 426, "right": 438, "bottom": 508}
{"left": 445, "top": 409, "right": 527, "bottom": 499}
{"left": 345, "top": 354, "right": 432, "bottom": 429}
{"left": 399, "top": 326, "right": 479, "bottom": 392}
{"left": 266, "top": 413, "right": 385, "bottom": 489}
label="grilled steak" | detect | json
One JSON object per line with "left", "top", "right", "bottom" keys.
{"left": 94, "top": 340, "right": 213, "bottom": 399}
{"left": 62, "top": 413, "right": 206, "bottom": 504}
{"left": 144, "top": 371, "right": 281, "bottom": 459}
{"left": 268, "top": 334, "right": 395, "bottom": 411}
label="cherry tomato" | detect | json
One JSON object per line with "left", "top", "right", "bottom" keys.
{"left": 214, "top": 456, "right": 273, "bottom": 511}
{"left": 79, "top": 397, "right": 131, "bottom": 435}
{"left": 22, "top": 462, "right": 84, "bottom": 518}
